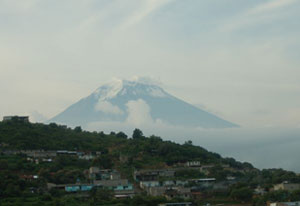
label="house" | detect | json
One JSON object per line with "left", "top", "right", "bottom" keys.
{"left": 164, "top": 187, "right": 191, "bottom": 200}
{"left": 188, "top": 178, "right": 216, "bottom": 189}
{"left": 226, "top": 176, "right": 236, "bottom": 181}
{"left": 78, "top": 153, "right": 94, "bottom": 160}
{"left": 189, "top": 178, "right": 216, "bottom": 184}
{"left": 190, "top": 191, "right": 203, "bottom": 200}
{"left": 162, "top": 180, "right": 188, "bottom": 187}
{"left": 134, "top": 169, "right": 175, "bottom": 182}
{"left": 0, "top": 142, "right": 9, "bottom": 147}
{"left": 158, "top": 203, "right": 193, "bottom": 206}
{"left": 42, "top": 158, "right": 53, "bottom": 162}
{"left": 148, "top": 186, "right": 166, "bottom": 196}
{"left": 3, "top": 116, "right": 29, "bottom": 122}
{"left": 48, "top": 182, "right": 134, "bottom": 196}
{"left": 114, "top": 184, "right": 135, "bottom": 198}
{"left": 89, "top": 167, "right": 100, "bottom": 180}
{"left": 186, "top": 161, "right": 201, "bottom": 167}
{"left": 78, "top": 151, "right": 100, "bottom": 160}
{"left": 273, "top": 182, "right": 300, "bottom": 192}
{"left": 270, "top": 202, "right": 300, "bottom": 206}
{"left": 49, "top": 184, "right": 94, "bottom": 192}
{"left": 20, "top": 175, "right": 38, "bottom": 181}
{"left": 140, "top": 181, "right": 160, "bottom": 189}
{"left": 159, "top": 203, "right": 192, "bottom": 206}
{"left": 56, "top": 150, "right": 77, "bottom": 156}
{"left": 93, "top": 179, "right": 129, "bottom": 188}
{"left": 163, "top": 180, "right": 175, "bottom": 187}
{"left": 88, "top": 167, "right": 121, "bottom": 181}
{"left": 21, "top": 150, "right": 57, "bottom": 158}
{"left": 175, "top": 180, "right": 188, "bottom": 186}
{"left": 254, "top": 186, "right": 267, "bottom": 195}
{"left": 199, "top": 165, "right": 214, "bottom": 175}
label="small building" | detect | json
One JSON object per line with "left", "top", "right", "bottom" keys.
{"left": 21, "top": 150, "right": 57, "bottom": 158}
{"left": 158, "top": 203, "right": 193, "bottom": 206}
{"left": 148, "top": 186, "right": 166, "bottom": 196}
{"left": 273, "top": 182, "right": 300, "bottom": 192}
{"left": 93, "top": 179, "right": 129, "bottom": 188}
{"left": 254, "top": 186, "right": 267, "bottom": 195}
{"left": 3, "top": 116, "right": 29, "bottom": 122}
{"left": 140, "top": 181, "right": 160, "bottom": 189}
{"left": 270, "top": 202, "right": 300, "bottom": 206}
{"left": 134, "top": 169, "right": 175, "bottom": 182}
{"left": 79, "top": 154, "right": 94, "bottom": 160}
{"left": 199, "top": 165, "right": 214, "bottom": 175}
{"left": 89, "top": 167, "right": 121, "bottom": 181}
{"left": 164, "top": 187, "right": 192, "bottom": 200}
{"left": 186, "top": 161, "right": 201, "bottom": 167}
{"left": 56, "top": 150, "right": 77, "bottom": 156}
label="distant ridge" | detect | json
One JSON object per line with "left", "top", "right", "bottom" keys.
{"left": 49, "top": 77, "right": 239, "bottom": 128}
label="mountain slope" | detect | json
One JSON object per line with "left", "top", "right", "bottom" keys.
{"left": 49, "top": 78, "right": 238, "bottom": 128}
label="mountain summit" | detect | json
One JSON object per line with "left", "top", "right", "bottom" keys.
{"left": 49, "top": 78, "right": 238, "bottom": 128}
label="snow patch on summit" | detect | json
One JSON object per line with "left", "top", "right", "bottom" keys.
{"left": 93, "top": 78, "right": 123, "bottom": 100}
{"left": 93, "top": 77, "right": 166, "bottom": 99}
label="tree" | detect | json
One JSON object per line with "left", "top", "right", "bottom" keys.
{"left": 116, "top": 131, "right": 128, "bottom": 139}
{"left": 291, "top": 190, "right": 300, "bottom": 201}
{"left": 184, "top": 140, "right": 193, "bottom": 146}
{"left": 90, "top": 188, "right": 114, "bottom": 203}
{"left": 132, "top": 128, "right": 143, "bottom": 139}
{"left": 93, "top": 155, "right": 113, "bottom": 169}
{"left": 230, "top": 187, "right": 253, "bottom": 202}
{"left": 74, "top": 126, "right": 82, "bottom": 133}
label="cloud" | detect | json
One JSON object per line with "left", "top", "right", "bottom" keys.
{"left": 130, "top": 76, "right": 163, "bottom": 87}
{"left": 125, "top": 99, "right": 153, "bottom": 126}
{"left": 248, "top": 0, "right": 297, "bottom": 15}
{"left": 219, "top": 0, "right": 299, "bottom": 32}
{"left": 0, "top": 0, "right": 39, "bottom": 14}
{"left": 95, "top": 100, "right": 124, "bottom": 115}
{"left": 119, "top": 0, "right": 173, "bottom": 29}
{"left": 29, "top": 110, "right": 48, "bottom": 123}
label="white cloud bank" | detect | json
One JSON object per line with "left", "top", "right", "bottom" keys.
{"left": 87, "top": 117, "right": 300, "bottom": 173}
{"left": 88, "top": 98, "right": 168, "bottom": 130}
{"left": 126, "top": 99, "right": 153, "bottom": 126}
{"left": 95, "top": 100, "right": 124, "bottom": 115}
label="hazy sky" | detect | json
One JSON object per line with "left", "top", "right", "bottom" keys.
{"left": 1, "top": 0, "right": 300, "bottom": 172}
{"left": 1, "top": 0, "right": 300, "bottom": 128}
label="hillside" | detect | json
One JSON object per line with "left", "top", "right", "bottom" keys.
{"left": 0, "top": 120, "right": 242, "bottom": 168}
{"left": 1, "top": 120, "right": 300, "bottom": 206}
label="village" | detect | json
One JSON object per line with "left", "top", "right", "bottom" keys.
{"left": 1, "top": 117, "right": 300, "bottom": 206}
{"left": 1, "top": 146, "right": 300, "bottom": 206}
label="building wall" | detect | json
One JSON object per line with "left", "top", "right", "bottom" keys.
{"left": 274, "top": 183, "right": 300, "bottom": 192}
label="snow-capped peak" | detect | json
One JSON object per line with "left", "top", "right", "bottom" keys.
{"left": 93, "top": 77, "right": 166, "bottom": 100}
{"left": 93, "top": 78, "right": 124, "bottom": 100}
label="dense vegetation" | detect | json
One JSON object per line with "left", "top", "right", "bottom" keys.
{"left": 0, "top": 120, "right": 246, "bottom": 168}
{"left": 1, "top": 120, "right": 300, "bottom": 206}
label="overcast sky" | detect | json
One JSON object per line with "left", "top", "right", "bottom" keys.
{"left": 1, "top": 0, "right": 300, "bottom": 171}
{"left": 1, "top": 0, "right": 300, "bottom": 128}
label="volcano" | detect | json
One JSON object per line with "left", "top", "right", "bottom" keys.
{"left": 49, "top": 78, "right": 238, "bottom": 128}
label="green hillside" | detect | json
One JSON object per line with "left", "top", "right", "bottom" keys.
{"left": 1, "top": 120, "right": 300, "bottom": 206}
